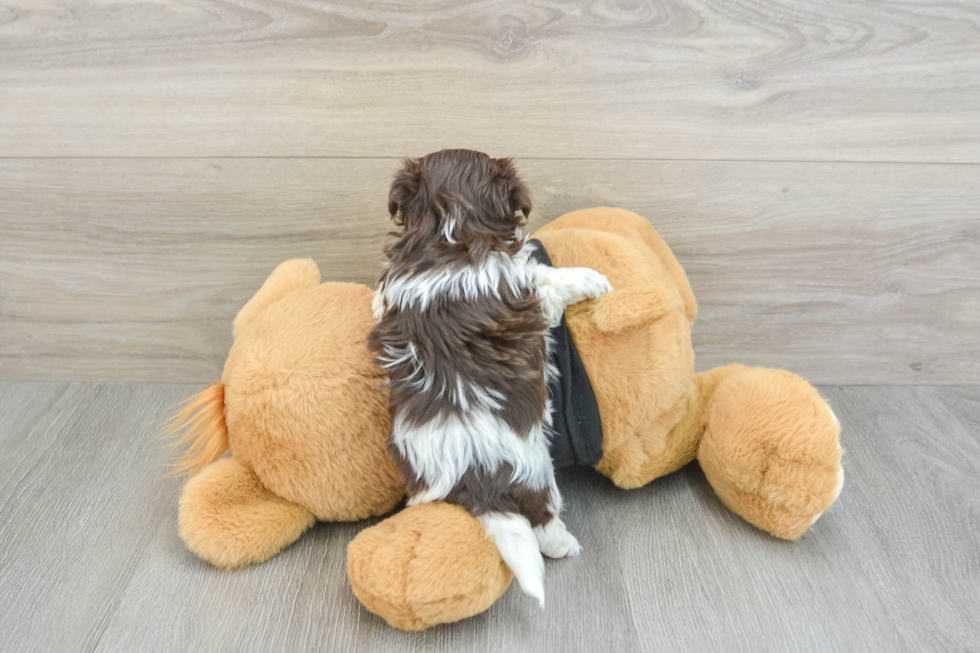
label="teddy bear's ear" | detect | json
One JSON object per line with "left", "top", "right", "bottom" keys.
{"left": 494, "top": 157, "right": 532, "bottom": 219}
{"left": 388, "top": 158, "right": 426, "bottom": 226}
{"left": 233, "top": 259, "right": 321, "bottom": 340}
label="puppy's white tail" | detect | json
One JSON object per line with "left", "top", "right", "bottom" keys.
{"left": 477, "top": 512, "right": 545, "bottom": 608}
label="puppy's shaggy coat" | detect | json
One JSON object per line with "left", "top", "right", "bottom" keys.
{"left": 369, "top": 150, "right": 610, "bottom": 605}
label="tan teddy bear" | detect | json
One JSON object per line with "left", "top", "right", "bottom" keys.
{"left": 171, "top": 207, "right": 843, "bottom": 630}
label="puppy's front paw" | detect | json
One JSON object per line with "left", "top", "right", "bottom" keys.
{"left": 559, "top": 268, "right": 612, "bottom": 305}
{"left": 579, "top": 269, "right": 613, "bottom": 299}
{"left": 371, "top": 291, "right": 385, "bottom": 321}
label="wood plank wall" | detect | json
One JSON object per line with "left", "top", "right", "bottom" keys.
{"left": 1, "top": 0, "right": 978, "bottom": 383}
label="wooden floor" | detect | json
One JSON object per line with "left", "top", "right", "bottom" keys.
{"left": 0, "top": 381, "right": 977, "bottom": 652}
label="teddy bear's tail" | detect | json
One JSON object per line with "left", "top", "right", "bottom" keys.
{"left": 164, "top": 381, "right": 228, "bottom": 476}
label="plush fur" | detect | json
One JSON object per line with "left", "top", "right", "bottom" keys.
{"left": 180, "top": 458, "right": 315, "bottom": 569}
{"left": 346, "top": 502, "right": 513, "bottom": 630}
{"left": 169, "top": 207, "right": 843, "bottom": 631}
{"left": 173, "top": 258, "right": 405, "bottom": 542}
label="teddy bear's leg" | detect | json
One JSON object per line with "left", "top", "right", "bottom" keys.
{"left": 695, "top": 365, "right": 844, "bottom": 540}
{"left": 179, "top": 457, "right": 316, "bottom": 569}
{"left": 347, "top": 503, "right": 513, "bottom": 631}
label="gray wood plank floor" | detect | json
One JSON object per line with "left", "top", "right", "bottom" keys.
{"left": 0, "top": 382, "right": 977, "bottom": 652}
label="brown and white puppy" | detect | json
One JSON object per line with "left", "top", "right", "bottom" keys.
{"left": 368, "top": 150, "right": 611, "bottom": 607}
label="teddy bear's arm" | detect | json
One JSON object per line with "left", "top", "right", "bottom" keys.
{"left": 588, "top": 287, "right": 672, "bottom": 334}
{"left": 179, "top": 458, "right": 315, "bottom": 569}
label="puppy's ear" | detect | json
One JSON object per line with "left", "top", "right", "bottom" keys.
{"left": 388, "top": 158, "right": 426, "bottom": 225}
{"left": 494, "top": 158, "right": 532, "bottom": 219}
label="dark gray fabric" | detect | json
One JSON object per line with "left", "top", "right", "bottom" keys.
{"left": 528, "top": 239, "right": 604, "bottom": 468}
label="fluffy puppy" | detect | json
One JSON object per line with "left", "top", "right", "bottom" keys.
{"left": 368, "top": 150, "right": 611, "bottom": 607}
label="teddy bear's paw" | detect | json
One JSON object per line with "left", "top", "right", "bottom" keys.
{"left": 535, "top": 518, "right": 582, "bottom": 559}
{"left": 347, "top": 503, "right": 514, "bottom": 630}
{"left": 810, "top": 466, "right": 846, "bottom": 525}
{"left": 697, "top": 365, "right": 845, "bottom": 540}
{"left": 179, "top": 458, "right": 316, "bottom": 569}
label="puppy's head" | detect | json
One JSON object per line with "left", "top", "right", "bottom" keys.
{"left": 387, "top": 149, "right": 531, "bottom": 257}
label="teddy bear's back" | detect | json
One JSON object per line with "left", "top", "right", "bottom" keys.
{"left": 534, "top": 209, "right": 702, "bottom": 488}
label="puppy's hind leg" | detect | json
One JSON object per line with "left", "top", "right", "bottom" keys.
{"left": 535, "top": 517, "right": 581, "bottom": 559}
{"left": 534, "top": 475, "right": 580, "bottom": 559}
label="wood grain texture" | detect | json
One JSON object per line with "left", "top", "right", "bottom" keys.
{"left": 0, "top": 382, "right": 977, "bottom": 652}
{"left": 1, "top": 0, "right": 979, "bottom": 161}
{"left": 2, "top": 158, "right": 977, "bottom": 383}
